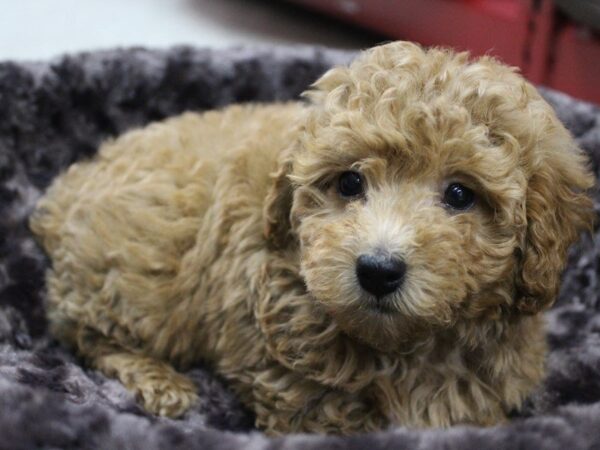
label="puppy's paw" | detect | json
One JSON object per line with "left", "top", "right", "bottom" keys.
{"left": 135, "top": 373, "right": 199, "bottom": 418}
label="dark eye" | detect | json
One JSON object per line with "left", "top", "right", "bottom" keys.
{"left": 443, "top": 183, "right": 475, "bottom": 210}
{"left": 338, "top": 171, "right": 364, "bottom": 198}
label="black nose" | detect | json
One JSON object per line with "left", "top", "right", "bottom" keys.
{"left": 356, "top": 253, "right": 406, "bottom": 298}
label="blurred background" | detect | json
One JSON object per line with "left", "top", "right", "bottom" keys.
{"left": 1, "top": 0, "right": 598, "bottom": 103}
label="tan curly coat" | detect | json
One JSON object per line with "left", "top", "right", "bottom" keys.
{"left": 30, "top": 42, "right": 594, "bottom": 435}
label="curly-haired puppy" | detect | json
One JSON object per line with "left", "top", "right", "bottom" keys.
{"left": 30, "top": 42, "right": 594, "bottom": 434}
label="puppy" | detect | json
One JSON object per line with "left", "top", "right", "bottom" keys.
{"left": 30, "top": 42, "right": 594, "bottom": 435}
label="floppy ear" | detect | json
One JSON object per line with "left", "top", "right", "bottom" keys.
{"left": 515, "top": 127, "right": 595, "bottom": 314}
{"left": 263, "top": 145, "right": 296, "bottom": 249}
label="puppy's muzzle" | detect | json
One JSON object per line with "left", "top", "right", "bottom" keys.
{"left": 356, "top": 253, "right": 406, "bottom": 298}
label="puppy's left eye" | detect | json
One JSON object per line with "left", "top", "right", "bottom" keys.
{"left": 443, "top": 183, "right": 475, "bottom": 210}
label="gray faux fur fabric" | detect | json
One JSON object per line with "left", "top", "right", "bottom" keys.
{"left": 0, "top": 46, "right": 599, "bottom": 450}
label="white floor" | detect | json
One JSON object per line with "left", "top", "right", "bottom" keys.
{"left": 0, "top": 0, "right": 381, "bottom": 61}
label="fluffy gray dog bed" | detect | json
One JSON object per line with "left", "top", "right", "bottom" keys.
{"left": 0, "top": 46, "right": 599, "bottom": 450}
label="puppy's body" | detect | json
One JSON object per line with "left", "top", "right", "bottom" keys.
{"left": 31, "top": 43, "right": 593, "bottom": 434}
{"left": 32, "top": 103, "right": 308, "bottom": 421}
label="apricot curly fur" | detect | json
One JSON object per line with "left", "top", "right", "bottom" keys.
{"left": 30, "top": 42, "right": 594, "bottom": 435}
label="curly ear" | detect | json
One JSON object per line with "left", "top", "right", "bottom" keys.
{"left": 515, "top": 127, "right": 595, "bottom": 314}
{"left": 263, "top": 145, "right": 296, "bottom": 249}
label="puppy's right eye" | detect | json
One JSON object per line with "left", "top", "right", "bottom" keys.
{"left": 338, "top": 171, "right": 364, "bottom": 198}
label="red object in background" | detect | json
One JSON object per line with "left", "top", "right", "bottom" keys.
{"left": 287, "top": 0, "right": 600, "bottom": 104}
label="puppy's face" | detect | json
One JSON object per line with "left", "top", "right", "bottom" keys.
{"left": 265, "top": 42, "right": 593, "bottom": 352}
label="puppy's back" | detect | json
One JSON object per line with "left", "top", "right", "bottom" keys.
{"left": 31, "top": 102, "right": 304, "bottom": 254}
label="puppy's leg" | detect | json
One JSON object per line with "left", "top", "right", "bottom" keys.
{"left": 83, "top": 336, "right": 198, "bottom": 418}
{"left": 94, "top": 352, "right": 198, "bottom": 417}
{"left": 252, "top": 366, "right": 386, "bottom": 434}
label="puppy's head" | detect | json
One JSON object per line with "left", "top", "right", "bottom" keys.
{"left": 264, "top": 42, "right": 594, "bottom": 351}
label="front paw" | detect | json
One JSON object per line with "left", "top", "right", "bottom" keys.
{"left": 135, "top": 374, "right": 199, "bottom": 418}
